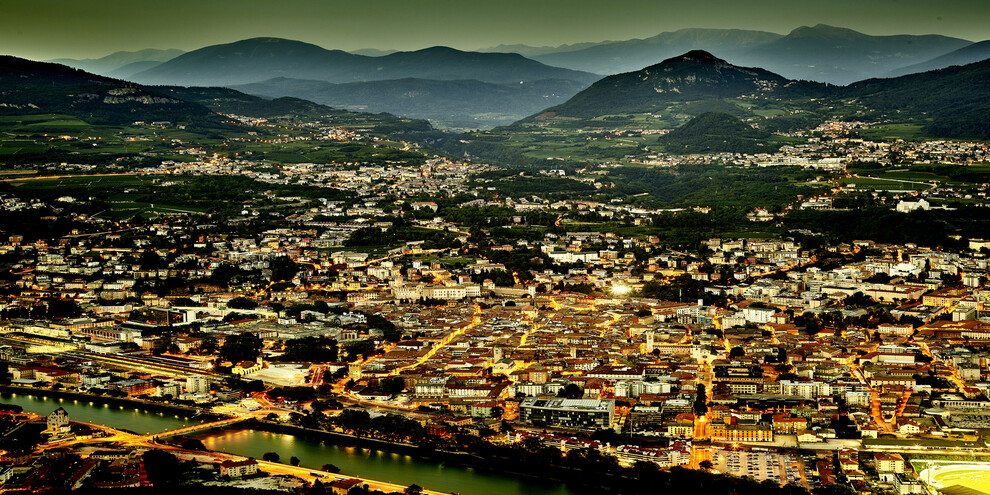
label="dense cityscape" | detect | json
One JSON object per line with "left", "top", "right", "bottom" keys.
{"left": 2, "top": 2, "right": 990, "bottom": 495}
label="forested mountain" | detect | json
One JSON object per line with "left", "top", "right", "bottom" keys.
{"left": 534, "top": 50, "right": 822, "bottom": 119}
{"left": 232, "top": 77, "right": 587, "bottom": 129}
{"left": 129, "top": 38, "right": 599, "bottom": 87}
{"left": 0, "top": 55, "right": 217, "bottom": 126}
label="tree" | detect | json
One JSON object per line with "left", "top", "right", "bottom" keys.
{"left": 322, "top": 463, "right": 341, "bottom": 473}
{"left": 143, "top": 450, "right": 181, "bottom": 486}
{"left": 290, "top": 456, "right": 300, "bottom": 466}
{"left": 728, "top": 346, "right": 745, "bottom": 359}
{"left": 556, "top": 383, "right": 584, "bottom": 399}
{"left": 262, "top": 452, "right": 280, "bottom": 463}
{"left": 199, "top": 336, "right": 218, "bottom": 354}
{"left": 219, "top": 332, "right": 263, "bottom": 363}
{"left": 699, "top": 459, "right": 714, "bottom": 470}
{"left": 227, "top": 297, "right": 259, "bottom": 310}
{"left": 404, "top": 484, "right": 423, "bottom": 495}
{"left": 694, "top": 383, "right": 709, "bottom": 416}
{"left": 180, "top": 439, "right": 207, "bottom": 451}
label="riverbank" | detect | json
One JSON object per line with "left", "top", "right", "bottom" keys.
{"left": 192, "top": 426, "right": 576, "bottom": 495}
{"left": 235, "top": 420, "right": 587, "bottom": 494}
{"left": 0, "top": 384, "right": 218, "bottom": 418}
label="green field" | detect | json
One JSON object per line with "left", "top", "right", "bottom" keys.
{"left": 856, "top": 123, "right": 926, "bottom": 141}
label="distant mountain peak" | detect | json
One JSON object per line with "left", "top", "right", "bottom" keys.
{"left": 414, "top": 46, "right": 462, "bottom": 54}
{"left": 541, "top": 50, "right": 798, "bottom": 119}
{"left": 666, "top": 50, "right": 726, "bottom": 64}
{"left": 791, "top": 24, "right": 864, "bottom": 37}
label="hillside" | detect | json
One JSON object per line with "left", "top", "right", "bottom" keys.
{"left": 158, "top": 86, "right": 439, "bottom": 136}
{"left": 536, "top": 50, "right": 819, "bottom": 119}
{"left": 0, "top": 55, "right": 218, "bottom": 126}
{"left": 657, "top": 112, "right": 775, "bottom": 154}
{"left": 232, "top": 77, "right": 587, "bottom": 129}
{"left": 842, "top": 59, "right": 990, "bottom": 139}
{"left": 445, "top": 49, "right": 990, "bottom": 165}
{"left": 884, "top": 40, "right": 990, "bottom": 77}
{"left": 0, "top": 55, "right": 441, "bottom": 142}
{"left": 129, "top": 38, "right": 599, "bottom": 86}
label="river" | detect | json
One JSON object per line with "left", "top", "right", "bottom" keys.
{"left": 0, "top": 391, "right": 575, "bottom": 495}
{"left": 0, "top": 391, "right": 198, "bottom": 434}
{"left": 196, "top": 429, "right": 576, "bottom": 495}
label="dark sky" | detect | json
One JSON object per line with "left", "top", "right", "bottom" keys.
{"left": 3, "top": 0, "right": 988, "bottom": 60}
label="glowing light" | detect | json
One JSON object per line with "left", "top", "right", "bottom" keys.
{"left": 611, "top": 285, "right": 631, "bottom": 296}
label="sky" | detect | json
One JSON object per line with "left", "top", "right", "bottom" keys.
{"left": 2, "top": 0, "right": 989, "bottom": 60}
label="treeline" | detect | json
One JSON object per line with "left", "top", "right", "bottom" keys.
{"left": 658, "top": 112, "right": 776, "bottom": 155}
{"left": 611, "top": 164, "right": 822, "bottom": 209}
{"left": 784, "top": 207, "right": 976, "bottom": 249}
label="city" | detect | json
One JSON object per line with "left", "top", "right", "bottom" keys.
{"left": 1, "top": 2, "right": 990, "bottom": 495}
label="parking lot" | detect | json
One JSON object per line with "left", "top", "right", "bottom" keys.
{"left": 711, "top": 449, "right": 811, "bottom": 487}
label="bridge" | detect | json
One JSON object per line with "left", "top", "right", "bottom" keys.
{"left": 150, "top": 415, "right": 252, "bottom": 440}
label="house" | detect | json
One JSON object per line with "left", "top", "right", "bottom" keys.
{"left": 329, "top": 478, "right": 361, "bottom": 495}
{"left": 219, "top": 459, "right": 258, "bottom": 478}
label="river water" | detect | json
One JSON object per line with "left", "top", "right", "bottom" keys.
{"left": 0, "top": 391, "right": 198, "bottom": 434}
{"left": 196, "top": 429, "right": 575, "bottom": 495}
{"left": 0, "top": 391, "right": 575, "bottom": 495}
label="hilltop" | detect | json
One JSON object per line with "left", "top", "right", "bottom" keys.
{"left": 534, "top": 50, "right": 820, "bottom": 120}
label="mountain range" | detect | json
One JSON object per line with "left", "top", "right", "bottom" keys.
{"left": 436, "top": 49, "right": 990, "bottom": 167}
{"left": 49, "top": 48, "right": 185, "bottom": 79}
{"left": 532, "top": 49, "right": 990, "bottom": 140}
{"left": 42, "top": 26, "right": 990, "bottom": 129}
{"left": 883, "top": 40, "right": 990, "bottom": 78}
{"left": 118, "top": 38, "right": 599, "bottom": 129}
{"left": 128, "top": 38, "right": 598, "bottom": 86}
{"left": 11, "top": 28, "right": 990, "bottom": 154}
{"left": 0, "top": 56, "right": 436, "bottom": 139}
{"left": 518, "top": 25, "right": 976, "bottom": 84}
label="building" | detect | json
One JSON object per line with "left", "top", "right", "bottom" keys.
{"left": 519, "top": 398, "right": 615, "bottom": 430}
{"left": 329, "top": 479, "right": 361, "bottom": 495}
{"left": 47, "top": 407, "right": 69, "bottom": 432}
{"left": 874, "top": 453, "right": 905, "bottom": 473}
{"left": 772, "top": 415, "right": 808, "bottom": 434}
{"left": 219, "top": 459, "right": 258, "bottom": 478}
{"left": 893, "top": 473, "right": 924, "bottom": 495}
{"left": 710, "top": 423, "right": 774, "bottom": 442}
{"left": 108, "top": 379, "right": 155, "bottom": 395}
{"left": 186, "top": 376, "right": 210, "bottom": 394}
